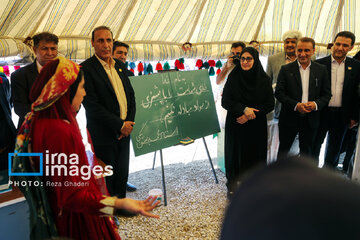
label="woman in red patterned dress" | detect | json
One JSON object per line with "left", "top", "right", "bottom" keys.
{"left": 13, "top": 56, "right": 159, "bottom": 240}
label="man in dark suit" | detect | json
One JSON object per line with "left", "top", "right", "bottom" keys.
{"left": 113, "top": 41, "right": 134, "bottom": 77}
{"left": 266, "top": 30, "right": 303, "bottom": 161}
{"left": 0, "top": 73, "right": 16, "bottom": 172}
{"left": 11, "top": 32, "right": 58, "bottom": 129}
{"left": 81, "top": 26, "right": 136, "bottom": 198}
{"left": 275, "top": 37, "right": 331, "bottom": 158}
{"left": 312, "top": 31, "right": 360, "bottom": 169}
{"left": 267, "top": 30, "right": 302, "bottom": 119}
{"left": 112, "top": 40, "right": 137, "bottom": 192}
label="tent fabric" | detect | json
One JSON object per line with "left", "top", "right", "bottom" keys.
{"left": 0, "top": 0, "right": 359, "bottom": 62}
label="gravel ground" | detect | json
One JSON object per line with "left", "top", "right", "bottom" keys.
{"left": 118, "top": 159, "right": 228, "bottom": 240}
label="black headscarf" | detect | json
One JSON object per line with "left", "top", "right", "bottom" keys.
{"left": 227, "top": 47, "right": 270, "bottom": 107}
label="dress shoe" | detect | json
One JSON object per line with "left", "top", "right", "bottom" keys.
{"left": 227, "top": 191, "right": 234, "bottom": 201}
{"left": 126, "top": 182, "right": 137, "bottom": 192}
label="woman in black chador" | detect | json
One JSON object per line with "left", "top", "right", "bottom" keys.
{"left": 222, "top": 47, "right": 274, "bottom": 197}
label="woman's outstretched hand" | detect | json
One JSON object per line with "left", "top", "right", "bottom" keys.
{"left": 115, "top": 196, "right": 160, "bottom": 218}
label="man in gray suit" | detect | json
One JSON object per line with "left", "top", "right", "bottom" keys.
{"left": 267, "top": 30, "right": 303, "bottom": 119}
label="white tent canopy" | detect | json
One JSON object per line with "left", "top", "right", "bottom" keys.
{"left": 0, "top": 0, "right": 359, "bottom": 62}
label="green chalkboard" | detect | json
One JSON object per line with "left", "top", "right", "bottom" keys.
{"left": 130, "top": 70, "right": 220, "bottom": 156}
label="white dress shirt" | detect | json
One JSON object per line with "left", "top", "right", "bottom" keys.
{"left": 36, "top": 60, "right": 43, "bottom": 73}
{"left": 95, "top": 54, "right": 128, "bottom": 120}
{"left": 294, "top": 61, "right": 318, "bottom": 111}
{"left": 298, "top": 61, "right": 311, "bottom": 103}
{"left": 285, "top": 54, "right": 296, "bottom": 64}
{"left": 328, "top": 55, "right": 345, "bottom": 107}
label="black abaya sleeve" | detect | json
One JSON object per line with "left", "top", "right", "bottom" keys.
{"left": 221, "top": 73, "right": 247, "bottom": 117}
{"left": 256, "top": 77, "right": 275, "bottom": 116}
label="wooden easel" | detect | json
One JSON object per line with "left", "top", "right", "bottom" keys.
{"left": 152, "top": 137, "right": 218, "bottom": 206}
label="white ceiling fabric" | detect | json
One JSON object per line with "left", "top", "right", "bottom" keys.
{"left": 0, "top": 0, "right": 359, "bottom": 62}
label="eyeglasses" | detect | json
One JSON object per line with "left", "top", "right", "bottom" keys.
{"left": 240, "top": 57, "right": 253, "bottom": 62}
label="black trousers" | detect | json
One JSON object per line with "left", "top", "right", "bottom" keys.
{"left": 278, "top": 115, "right": 316, "bottom": 159}
{"left": 341, "top": 127, "right": 357, "bottom": 172}
{"left": 312, "top": 107, "right": 348, "bottom": 168}
{"left": 93, "top": 136, "right": 130, "bottom": 198}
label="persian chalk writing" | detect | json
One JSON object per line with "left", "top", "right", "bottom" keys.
{"left": 130, "top": 70, "right": 220, "bottom": 156}
{"left": 177, "top": 100, "right": 210, "bottom": 116}
{"left": 136, "top": 123, "right": 179, "bottom": 149}
{"left": 141, "top": 85, "right": 173, "bottom": 109}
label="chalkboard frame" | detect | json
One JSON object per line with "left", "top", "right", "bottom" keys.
{"left": 130, "top": 69, "right": 220, "bottom": 156}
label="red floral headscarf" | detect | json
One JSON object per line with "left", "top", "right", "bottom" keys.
{"left": 12, "top": 56, "right": 81, "bottom": 239}
{"left": 15, "top": 56, "right": 80, "bottom": 151}
{"left": 32, "top": 56, "right": 80, "bottom": 111}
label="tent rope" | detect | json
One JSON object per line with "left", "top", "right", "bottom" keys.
{"left": 186, "top": 0, "right": 207, "bottom": 43}
{"left": 114, "top": 0, "right": 138, "bottom": 40}
{"left": 28, "top": 0, "right": 55, "bottom": 37}
{"left": 332, "top": 0, "right": 345, "bottom": 40}
{"left": 252, "top": 0, "right": 271, "bottom": 41}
